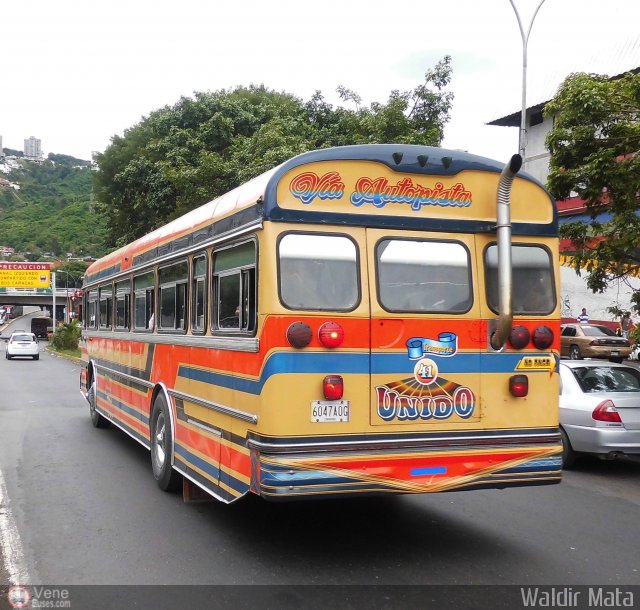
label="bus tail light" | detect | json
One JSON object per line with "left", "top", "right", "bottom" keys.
{"left": 323, "top": 375, "right": 344, "bottom": 400}
{"left": 319, "top": 322, "right": 344, "bottom": 348}
{"left": 509, "top": 374, "right": 528, "bottom": 397}
{"left": 287, "top": 322, "right": 312, "bottom": 348}
{"left": 509, "top": 325, "right": 530, "bottom": 349}
{"left": 532, "top": 325, "right": 554, "bottom": 350}
{"left": 592, "top": 400, "right": 622, "bottom": 424}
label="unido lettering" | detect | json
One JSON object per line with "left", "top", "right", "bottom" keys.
{"left": 350, "top": 177, "right": 472, "bottom": 211}
{"left": 376, "top": 386, "right": 475, "bottom": 421}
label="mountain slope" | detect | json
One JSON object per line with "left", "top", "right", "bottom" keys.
{"left": 0, "top": 156, "right": 107, "bottom": 257}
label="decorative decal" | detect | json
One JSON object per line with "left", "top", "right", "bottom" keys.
{"left": 288, "top": 172, "right": 473, "bottom": 211}
{"left": 376, "top": 377, "right": 476, "bottom": 422}
{"left": 515, "top": 355, "right": 555, "bottom": 372}
{"left": 289, "top": 172, "right": 345, "bottom": 204}
{"left": 350, "top": 177, "right": 472, "bottom": 210}
{"left": 414, "top": 358, "right": 439, "bottom": 386}
{"left": 407, "top": 333, "right": 458, "bottom": 359}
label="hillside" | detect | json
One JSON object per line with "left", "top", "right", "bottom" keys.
{"left": 0, "top": 154, "right": 108, "bottom": 258}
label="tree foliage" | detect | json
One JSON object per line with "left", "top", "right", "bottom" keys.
{"left": 545, "top": 71, "right": 640, "bottom": 304}
{"left": 94, "top": 57, "right": 453, "bottom": 247}
{"left": 0, "top": 159, "right": 107, "bottom": 257}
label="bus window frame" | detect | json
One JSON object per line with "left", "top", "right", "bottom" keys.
{"left": 483, "top": 241, "right": 557, "bottom": 316}
{"left": 191, "top": 252, "right": 208, "bottom": 335}
{"left": 114, "top": 278, "right": 131, "bottom": 331}
{"left": 157, "top": 259, "right": 189, "bottom": 334}
{"left": 374, "top": 236, "right": 473, "bottom": 315}
{"left": 132, "top": 270, "right": 156, "bottom": 332}
{"left": 98, "top": 284, "right": 113, "bottom": 330}
{"left": 276, "top": 230, "right": 361, "bottom": 313}
{"left": 86, "top": 289, "right": 98, "bottom": 329}
{"left": 211, "top": 238, "right": 257, "bottom": 336}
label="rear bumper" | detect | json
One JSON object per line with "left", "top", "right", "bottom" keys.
{"left": 581, "top": 346, "right": 632, "bottom": 359}
{"left": 7, "top": 347, "right": 39, "bottom": 357}
{"left": 249, "top": 430, "right": 562, "bottom": 500}
{"left": 565, "top": 424, "right": 640, "bottom": 456}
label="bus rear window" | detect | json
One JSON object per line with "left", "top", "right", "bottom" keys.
{"left": 376, "top": 239, "right": 472, "bottom": 313}
{"left": 278, "top": 233, "right": 359, "bottom": 311}
{"left": 485, "top": 244, "right": 555, "bottom": 315}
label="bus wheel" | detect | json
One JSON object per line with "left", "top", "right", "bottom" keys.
{"left": 88, "top": 373, "right": 110, "bottom": 429}
{"left": 150, "top": 394, "right": 182, "bottom": 492}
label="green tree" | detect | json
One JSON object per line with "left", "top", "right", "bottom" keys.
{"left": 545, "top": 71, "right": 640, "bottom": 305}
{"left": 95, "top": 57, "right": 454, "bottom": 247}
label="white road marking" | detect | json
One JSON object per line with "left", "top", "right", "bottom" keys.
{"left": 0, "top": 466, "right": 30, "bottom": 584}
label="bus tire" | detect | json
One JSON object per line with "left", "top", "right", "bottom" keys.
{"left": 560, "top": 427, "right": 576, "bottom": 469}
{"left": 150, "top": 394, "right": 182, "bottom": 492}
{"left": 88, "top": 373, "right": 110, "bottom": 429}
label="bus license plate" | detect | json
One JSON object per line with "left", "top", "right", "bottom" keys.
{"left": 611, "top": 351, "right": 620, "bottom": 356}
{"left": 311, "top": 401, "right": 349, "bottom": 423}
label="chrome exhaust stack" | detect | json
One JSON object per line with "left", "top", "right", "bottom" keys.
{"left": 490, "top": 154, "right": 522, "bottom": 350}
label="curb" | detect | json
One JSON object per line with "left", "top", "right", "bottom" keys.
{"left": 45, "top": 347, "right": 83, "bottom": 365}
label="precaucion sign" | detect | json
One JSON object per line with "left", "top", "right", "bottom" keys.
{"left": 0, "top": 262, "right": 52, "bottom": 289}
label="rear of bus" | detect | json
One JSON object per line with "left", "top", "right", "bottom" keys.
{"left": 250, "top": 145, "right": 562, "bottom": 499}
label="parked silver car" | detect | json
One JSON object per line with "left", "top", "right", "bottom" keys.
{"left": 559, "top": 360, "right": 640, "bottom": 467}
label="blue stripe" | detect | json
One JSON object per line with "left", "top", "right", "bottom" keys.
{"left": 178, "top": 351, "right": 552, "bottom": 395}
{"left": 98, "top": 390, "right": 149, "bottom": 425}
{"left": 174, "top": 444, "right": 249, "bottom": 495}
{"left": 411, "top": 466, "right": 447, "bottom": 476}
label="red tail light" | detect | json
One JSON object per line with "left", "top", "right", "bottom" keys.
{"left": 592, "top": 400, "right": 622, "bottom": 423}
{"left": 509, "top": 325, "right": 530, "bottom": 349}
{"left": 532, "top": 325, "right": 554, "bottom": 350}
{"left": 509, "top": 374, "right": 528, "bottom": 397}
{"left": 318, "top": 322, "right": 344, "bottom": 348}
{"left": 323, "top": 375, "right": 344, "bottom": 400}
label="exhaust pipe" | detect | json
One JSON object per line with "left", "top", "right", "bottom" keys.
{"left": 490, "top": 154, "right": 522, "bottom": 350}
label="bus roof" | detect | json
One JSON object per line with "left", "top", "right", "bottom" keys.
{"left": 85, "top": 144, "right": 556, "bottom": 285}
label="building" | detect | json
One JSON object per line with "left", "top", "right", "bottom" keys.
{"left": 24, "top": 136, "right": 43, "bottom": 160}
{"left": 487, "top": 51, "right": 640, "bottom": 323}
{"left": 0, "top": 135, "right": 4, "bottom": 159}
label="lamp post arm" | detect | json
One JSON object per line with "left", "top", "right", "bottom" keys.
{"left": 508, "top": 0, "right": 547, "bottom": 160}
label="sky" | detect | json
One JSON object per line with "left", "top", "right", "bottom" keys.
{"left": 1, "top": 0, "right": 639, "bottom": 164}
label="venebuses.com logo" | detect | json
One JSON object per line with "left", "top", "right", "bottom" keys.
{"left": 6, "top": 585, "right": 71, "bottom": 608}
{"left": 7, "top": 587, "right": 30, "bottom": 609}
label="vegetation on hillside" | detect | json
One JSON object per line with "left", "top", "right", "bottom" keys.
{"left": 95, "top": 57, "right": 454, "bottom": 247}
{"left": 0, "top": 154, "right": 108, "bottom": 258}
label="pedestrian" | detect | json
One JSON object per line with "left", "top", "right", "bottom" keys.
{"left": 619, "top": 312, "right": 634, "bottom": 339}
{"left": 576, "top": 307, "right": 589, "bottom": 324}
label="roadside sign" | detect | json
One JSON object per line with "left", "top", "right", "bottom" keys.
{"left": 0, "top": 262, "right": 52, "bottom": 289}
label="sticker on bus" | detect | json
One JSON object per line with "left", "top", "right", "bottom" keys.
{"left": 311, "top": 401, "right": 350, "bottom": 423}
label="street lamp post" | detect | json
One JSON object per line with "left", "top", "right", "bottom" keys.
{"left": 54, "top": 270, "right": 77, "bottom": 324}
{"left": 508, "top": 0, "right": 547, "bottom": 161}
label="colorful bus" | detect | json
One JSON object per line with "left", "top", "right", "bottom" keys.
{"left": 80, "top": 144, "right": 562, "bottom": 503}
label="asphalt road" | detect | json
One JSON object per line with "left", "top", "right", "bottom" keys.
{"left": 0, "top": 340, "right": 638, "bottom": 596}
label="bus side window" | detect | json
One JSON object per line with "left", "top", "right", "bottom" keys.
{"left": 212, "top": 241, "right": 256, "bottom": 334}
{"left": 98, "top": 284, "right": 113, "bottom": 329}
{"left": 191, "top": 254, "right": 207, "bottom": 333}
{"left": 115, "top": 279, "right": 131, "bottom": 330}
{"left": 133, "top": 271, "right": 155, "bottom": 331}
{"left": 158, "top": 261, "right": 188, "bottom": 333}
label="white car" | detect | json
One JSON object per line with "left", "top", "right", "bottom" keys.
{"left": 559, "top": 360, "right": 640, "bottom": 467}
{"left": 6, "top": 332, "right": 40, "bottom": 360}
